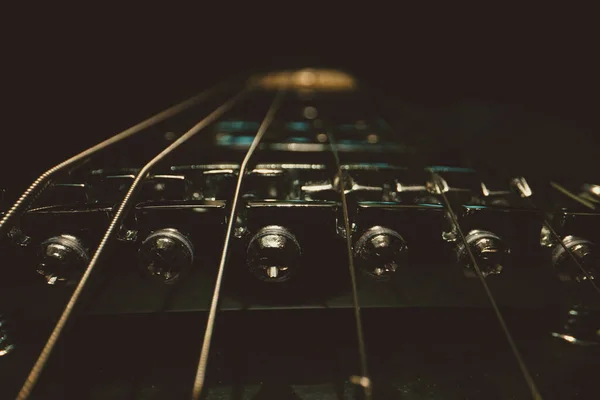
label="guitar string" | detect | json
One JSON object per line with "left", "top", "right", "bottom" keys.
{"left": 16, "top": 84, "right": 253, "bottom": 400}
{"left": 191, "top": 87, "right": 286, "bottom": 400}
{"left": 364, "top": 90, "right": 542, "bottom": 398}
{"left": 463, "top": 150, "right": 600, "bottom": 296}
{"left": 513, "top": 181, "right": 600, "bottom": 295}
{"left": 429, "top": 171, "right": 543, "bottom": 400}
{"left": 326, "top": 131, "right": 372, "bottom": 400}
{"left": 12, "top": 78, "right": 570, "bottom": 399}
{"left": 542, "top": 220, "right": 600, "bottom": 294}
{"left": 0, "top": 79, "right": 235, "bottom": 240}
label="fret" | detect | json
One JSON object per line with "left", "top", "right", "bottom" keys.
{"left": 0, "top": 80, "right": 235, "bottom": 241}
{"left": 191, "top": 88, "right": 286, "bottom": 399}
{"left": 16, "top": 85, "right": 252, "bottom": 400}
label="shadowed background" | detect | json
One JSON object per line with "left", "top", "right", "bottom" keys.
{"left": 2, "top": 16, "right": 598, "bottom": 202}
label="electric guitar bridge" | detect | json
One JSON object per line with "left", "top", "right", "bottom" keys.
{"left": 1, "top": 69, "right": 598, "bottom": 399}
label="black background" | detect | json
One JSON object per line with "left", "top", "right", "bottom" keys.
{"left": 2, "top": 12, "right": 599, "bottom": 200}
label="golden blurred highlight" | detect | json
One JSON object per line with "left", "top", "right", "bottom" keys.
{"left": 256, "top": 69, "right": 357, "bottom": 92}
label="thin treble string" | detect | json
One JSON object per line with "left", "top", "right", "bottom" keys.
{"left": 430, "top": 171, "right": 542, "bottom": 400}
{"left": 191, "top": 88, "right": 287, "bottom": 400}
{"left": 326, "top": 130, "right": 372, "bottom": 400}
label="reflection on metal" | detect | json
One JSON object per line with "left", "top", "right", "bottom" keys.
{"left": 37, "top": 235, "right": 89, "bottom": 286}
{"left": 428, "top": 166, "right": 475, "bottom": 173}
{"left": 430, "top": 171, "right": 542, "bottom": 400}
{"left": 0, "top": 316, "right": 14, "bottom": 357}
{"left": 540, "top": 225, "right": 554, "bottom": 248}
{"left": 8, "top": 226, "right": 31, "bottom": 247}
{"left": 551, "top": 305, "right": 600, "bottom": 346}
{"left": 426, "top": 175, "right": 449, "bottom": 194}
{"left": 267, "top": 142, "right": 411, "bottom": 152}
{"left": 551, "top": 332, "right": 591, "bottom": 345}
{"left": 551, "top": 236, "right": 597, "bottom": 283}
{"left": 481, "top": 182, "right": 511, "bottom": 197}
{"left": 192, "top": 89, "right": 286, "bottom": 400}
{"left": 333, "top": 173, "right": 383, "bottom": 198}
{"left": 513, "top": 176, "right": 600, "bottom": 295}
{"left": 344, "top": 163, "right": 406, "bottom": 171}
{"left": 258, "top": 163, "right": 327, "bottom": 170}
{"left": 511, "top": 177, "right": 533, "bottom": 198}
{"left": 481, "top": 182, "right": 490, "bottom": 197}
{"left": 171, "top": 164, "right": 240, "bottom": 171}
{"left": 327, "top": 132, "right": 371, "bottom": 400}
{"left": 139, "top": 228, "right": 194, "bottom": 284}
{"left": 397, "top": 183, "right": 427, "bottom": 193}
{"left": 582, "top": 183, "right": 600, "bottom": 202}
{"left": 246, "top": 225, "right": 301, "bottom": 283}
{"left": 248, "top": 169, "right": 285, "bottom": 177}
{"left": 455, "top": 230, "right": 510, "bottom": 278}
{"left": 354, "top": 226, "right": 407, "bottom": 281}
{"left": 152, "top": 174, "right": 186, "bottom": 181}
{"left": 302, "top": 183, "right": 334, "bottom": 193}
{"left": 116, "top": 228, "right": 138, "bottom": 243}
{"left": 350, "top": 375, "right": 373, "bottom": 394}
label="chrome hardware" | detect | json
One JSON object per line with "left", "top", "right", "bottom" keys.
{"left": 455, "top": 230, "right": 510, "bottom": 278}
{"left": 333, "top": 173, "right": 382, "bottom": 197}
{"left": 246, "top": 225, "right": 301, "bottom": 283}
{"left": 233, "top": 214, "right": 248, "bottom": 239}
{"left": 442, "top": 230, "right": 458, "bottom": 243}
{"left": 7, "top": 226, "right": 31, "bottom": 247}
{"left": 0, "top": 315, "right": 14, "bottom": 357}
{"left": 354, "top": 226, "right": 407, "bottom": 280}
{"left": 511, "top": 177, "right": 533, "bottom": 198}
{"left": 426, "top": 175, "right": 449, "bottom": 194}
{"left": 117, "top": 227, "right": 138, "bottom": 243}
{"left": 415, "top": 195, "right": 442, "bottom": 205}
{"left": 37, "top": 235, "right": 89, "bottom": 286}
{"left": 579, "top": 184, "right": 600, "bottom": 205}
{"left": 396, "top": 181, "right": 440, "bottom": 204}
{"left": 551, "top": 305, "right": 600, "bottom": 346}
{"left": 480, "top": 182, "right": 512, "bottom": 206}
{"left": 441, "top": 209, "right": 459, "bottom": 243}
{"left": 551, "top": 236, "right": 597, "bottom": 283}
{"left": 540, "top": 225, "right": 555, "bottom": 248}
{"left": 139, "top": 228, "right": 194, "bottom": 284}
{"left": 582, "top": 183, "right": 600, "bottom": 202}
